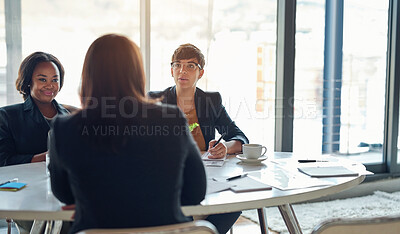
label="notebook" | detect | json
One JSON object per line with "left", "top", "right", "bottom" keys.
{"left": 202, "top": 152, "right": 226, "bottom": 167}
{"left": 0, "top": 182, "right": 27, "bottom": 191}
{"left": 206, "top": 179, "right": 233, "bottom": 194}
{"left": 215, "top": 176, "right": 272, "bottom": 193}
{"left": 298, "top": 166, "right": 359, "bottom": 177}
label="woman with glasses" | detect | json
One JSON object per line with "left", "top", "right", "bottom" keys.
{"left": 149, "top": 43, "right": 248, "bottom": 234}
{"left": 149, "top": 43, "right": 248, "bottom": 159}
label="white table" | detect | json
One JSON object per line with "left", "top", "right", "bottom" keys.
{"left": 0, "top": 152, "right": 368, "bottom": 234}
{"left": 185, "top": 152, "right": 368, "bottom": 233}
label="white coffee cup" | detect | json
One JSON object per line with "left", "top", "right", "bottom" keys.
{"left": 242, "top": 144, "right": 267, "bottom": 159}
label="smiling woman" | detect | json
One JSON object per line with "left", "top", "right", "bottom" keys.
{"left": 28, "top": 61, "right": 61, "bottom": 117}
{"left": 0, "top": 52, "right": 74, "bottom": 167}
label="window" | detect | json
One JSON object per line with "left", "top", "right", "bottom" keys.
{"left": 0, "top": 0, "right": 6, "bottom": 107}
{"left": 2, "top": 0, "right": 400, "bottom": 176}
{"left": 340, "top": 0, "right": 388, "bottom": 164}
{"left": 2, "top": 0, "right": 140, "bottom": 107}
{"left": 150, "top": 0, "right": 277, "bottom": 148}
{"left": 293, "top": 0, "right": 388, "bottom": 166}
{"left": 293, "top": 0, "right": 325, "bottom": 156}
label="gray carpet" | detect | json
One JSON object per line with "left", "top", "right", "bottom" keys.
{"left": 242, "top": 190, "right": 400, "bottom": 234}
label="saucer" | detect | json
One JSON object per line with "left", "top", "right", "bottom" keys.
{"left": 236, "top": 154, "right": 268, "bottom": 164}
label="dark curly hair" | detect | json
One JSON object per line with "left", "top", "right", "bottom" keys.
{"left": 15, "top": 52, "right": 65, "bottom": 100}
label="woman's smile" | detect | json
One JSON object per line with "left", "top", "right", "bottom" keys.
{"left": 42, "top": 90, "right": 55, "bottom": 96}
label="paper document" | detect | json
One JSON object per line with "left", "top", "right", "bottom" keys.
{"left": 214, "top": 176, "right": 272, "bottom": 193}
{"left": 206, "top": 179, "right": 232, "bottom": 194}
{"left": 261, "top": 165, "right": 334, "bottom": 190}
{"left": 298, "top": 166, "right": 359, "bottom": 177}
{"left": 201, "top": 152, "right": 226, "bottom": 167}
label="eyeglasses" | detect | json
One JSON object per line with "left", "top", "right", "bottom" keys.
{"left": 171, "top": 61, "right": 202, "bottom": 72}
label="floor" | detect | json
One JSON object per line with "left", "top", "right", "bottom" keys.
{"left": 232, "top": 215, "right": 278, "bottom": 234}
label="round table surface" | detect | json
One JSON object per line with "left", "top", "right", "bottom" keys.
{"left": 0, "top": 152, "right": 367, "bottom": 220}
{"left": 182, "top": 151, "right": 366, "bottom": 216}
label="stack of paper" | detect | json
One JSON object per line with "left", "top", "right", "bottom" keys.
{"left": 228, "top": 176, "right": 272, "bottom": 192}
{"left": 298, "top": 166, "right": 359, "bottom": 177}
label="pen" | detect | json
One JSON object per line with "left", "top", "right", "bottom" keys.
{"left": 0, "top": 178, "right": 18, "bottom": 186}
{"left": 298, "top": 160, "right": 329, "bottom": 163}
{"left": 226, "top": 173, "right": 248, "bottom": 181}
{"left": 212, "top": 133, "right": 226, "bottom": 147}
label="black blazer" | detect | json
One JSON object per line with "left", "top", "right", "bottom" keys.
{"left": 148, "top": 86, "right": 249, "bottom": 147}
{"left": 0, "top": 96, "right": 70, "bottom": 166}
{"left": 49, "top": 102, "right": 207, "bottom": 234}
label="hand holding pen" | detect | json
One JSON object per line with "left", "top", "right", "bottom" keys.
{"left": 207, "top": 133, "right": 227, "bottom": 159}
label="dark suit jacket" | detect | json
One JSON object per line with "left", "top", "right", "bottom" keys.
{"left": 148, "top": 86, "right": 249, "bottom": 147}
{"left": 0, "top": 96, "right": 70, "bottom": 166}
{"left": 49, "top": 102, "right": 207, "bottom": 234}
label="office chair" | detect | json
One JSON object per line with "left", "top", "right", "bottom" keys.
{"left": 77, "top": 220, "right": 218, "bottom": 234}
{"left": 311, "top": 214, "right": 400, "bottom": 234}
